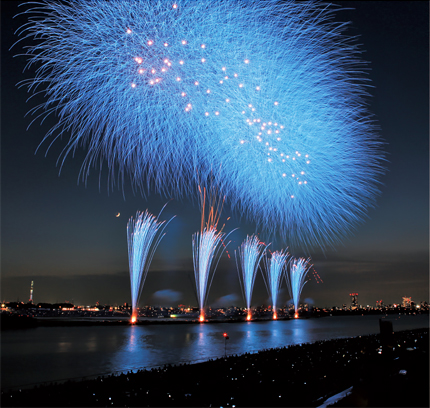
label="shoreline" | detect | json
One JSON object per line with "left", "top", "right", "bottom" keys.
{"left": 1, "top": 314, "right": 295, "bottom": 328}
{"left": 2, "top": 327, "right": 428, "bottom": 407}
{"left": 2, "top": 311, "right": 427, "bottom": 329}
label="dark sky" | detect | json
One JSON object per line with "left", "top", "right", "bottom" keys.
{"left": 1, "top": 1, "right": 429, "bottom": 308}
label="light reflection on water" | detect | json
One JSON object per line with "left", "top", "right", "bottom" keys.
{"left": 1, "top": 315, "right": 428, "bottom": 389}
{"left": 57, "top": 341, "right": 72, "bottom": 353}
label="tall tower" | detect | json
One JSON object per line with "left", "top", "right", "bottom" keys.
{"left": 29, "top": 281, "right": 34, "bottom": 304}
{"left": 349, "top": 293, "right": 358, "bottom": 310}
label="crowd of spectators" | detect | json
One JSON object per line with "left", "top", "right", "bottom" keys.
{"left": 2, "top": 328, "right": 428, "bottom": 407}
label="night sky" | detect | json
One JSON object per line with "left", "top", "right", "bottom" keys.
{"left": 2, "top": 1, "right": 428, "bottom": 308}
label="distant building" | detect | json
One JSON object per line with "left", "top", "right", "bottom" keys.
{"left": 349, "top": 293, "right": 358, "bottom": 310}
{"left": 402, "top": 297, "right": 411, "bottom": 308}
{"left": 376, "top": 300, "right": 383, "bottom": 309}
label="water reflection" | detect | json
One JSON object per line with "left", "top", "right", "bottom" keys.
{"left": 2, "top": 315, "right": 428, "bottom": 389}
{"left": 110, "top": 319, "right": 334, "bottom": 372}
{"left": 127, "top": 327, "right": 137, "bottom": 352}
{"left": 86, "top": 336, "right": 97, "bottom": 352}
{"left": 57, "top": 341, "right": 72, "bottom": 353}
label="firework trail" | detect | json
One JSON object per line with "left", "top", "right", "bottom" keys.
{"left": 286, "top": 258, "right": 312, "bottom": 318}
{"left": 16, "top": 0, "right": 385, "bottom": 249}
{"left": 263, "top": 250, "right": 290, "bottom": 320}
{"left": 127, "top": 207, "right": 174, "bottom": 322}
{"left": 310, "top": 265, "right": 323, "bottom": 284}
{"left": 192, "top": 184, "right": 233, "bottom": 322}
{"left": 235, "top": 235, "right": 268, "bottom": 320}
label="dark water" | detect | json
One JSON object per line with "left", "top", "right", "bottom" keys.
{"left": 2, "top": 314, "right": 428, "bottom": 389}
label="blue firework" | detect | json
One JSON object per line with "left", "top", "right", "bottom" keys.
{"left": 235, "top": 235, "right": 268, "bottom": 320}
{"left": 263, "top": 250, "right": 290, "bottom": 319}
{"left": 127, "top": 208, "right": 173, "bottom": 319}
{"left": 17, "top": 0, "right": 385, "bottom": 248}
{"left": 192, "top": 185, "right": 232, "bottom": 321}
{"left": 286, "top": 257, "right": 312, "bottom": 316}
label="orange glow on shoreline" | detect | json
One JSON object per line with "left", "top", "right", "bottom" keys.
{"left": 246, "top": 313, "right": 252, "bottom": 321}
{"left": 294, "top": 312, "right": 299, "bottom": 319}
{"left": 131, "top": 315, "right": 137, "bottom": 324}
{"left": 199, "top": 314, "right": 205, "bottom": 322}
{"left": 273, "top": 312, "right": 277, "bottom": 320}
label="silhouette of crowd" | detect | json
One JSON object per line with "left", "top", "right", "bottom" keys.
{"left": 2, "top": 328, "right": 428, "bottom": 407}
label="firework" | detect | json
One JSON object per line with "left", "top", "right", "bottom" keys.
{"left": 17, "top": 1, "right": 384, "bottom": 248}
{"left": 192, "top": 185, "right": 232, "bottom": 322}
{"left": 127, "top": 208, "right": 173, "bottom": 322}
{"left": 235, "top": 235, "right": 267, "bottom": 320}
{"left": 286, "top": 258, "right": 312, "bottom": 318}
{"left": 263, "top": 250, "right": 289, "bottom": 319}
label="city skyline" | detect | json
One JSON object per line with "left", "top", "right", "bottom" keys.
{"left": 2, "top": 278, "right": 427, "bottom": 310}
{"left": 2, "top": 2, "right": 429, "bottom": 307}
{"left": 3, "top": 288, "right": 428, "bottom": 311}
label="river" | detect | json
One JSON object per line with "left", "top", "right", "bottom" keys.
{"left": 1, "top": 314, "right": 428, "bottom": 389}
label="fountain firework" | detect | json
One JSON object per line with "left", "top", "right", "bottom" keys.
{"left": 263, "top": 250, "right": 289, "bottom": 319}
{"left": 286, "top": 258, "right": 312, "bottom": 318}
{"left": 127, "top": 208, "right": 173, "bottom": 322}
{"left": 17, "top": 1, "right": 384, "bottom": 249}
{"left": 192, "top": 185, "right": 232, "bottom": 322}
{"left": 235, "top": 236, "right": 267, "bottom": 321}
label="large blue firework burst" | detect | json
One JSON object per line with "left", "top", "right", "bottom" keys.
{"left": 16, "top": 0, "right": 384, "bottom": 249}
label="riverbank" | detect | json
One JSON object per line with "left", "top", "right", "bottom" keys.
{"left": 0, "top": 313, "right": 293, "bottom": 329}
{"left": 3, "top": 311, "right": 427, "bottom": 329}
{"left": 2, "top": 327, "right": 428, "bottom": 407}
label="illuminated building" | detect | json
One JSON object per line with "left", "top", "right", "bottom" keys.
{"left": 402, "top": 297, "right": 411, "bottom": 308}
{"left": 349, "top": 293, "right": 358, "bottom": 310}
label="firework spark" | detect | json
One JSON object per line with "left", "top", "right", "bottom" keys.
{"left": 235, "top": 235, "right": 267, "bottom": 320}
{"left": 263, "top": 250, "right": 290, "bottom": 320}
{"left": 127, "top": 207, "right": 174, "bottom": 322}
{"left": 286, "top": 257, "right": 312, "bottom": 318}
{"left": 192, "top": 185, "right": 233, "bottom": 322}
{"left": 17, "top": 0, "right": 385, "bottom": 249}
